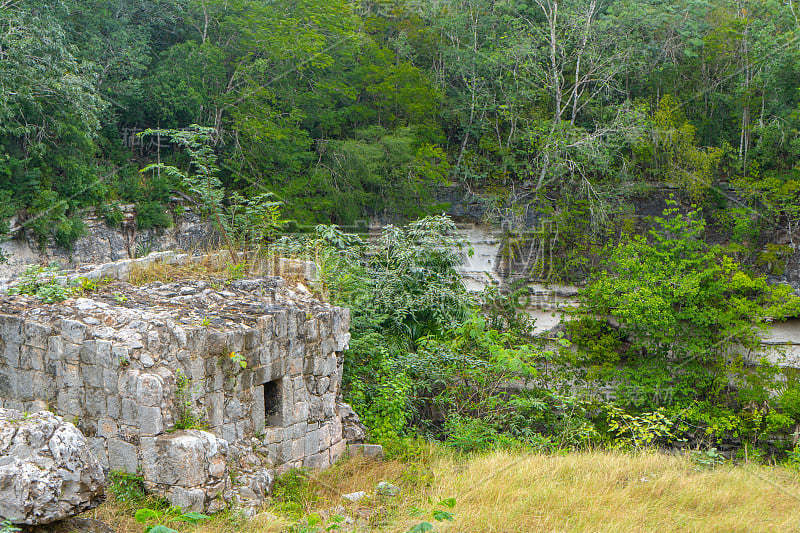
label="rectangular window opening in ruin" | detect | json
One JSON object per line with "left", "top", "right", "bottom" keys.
{"left": 263, "top": 378, "right": 282, "bottom": 427}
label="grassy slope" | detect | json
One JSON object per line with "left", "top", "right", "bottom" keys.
{"left": 92, "top": 448, "right": 800, "bottom": 533}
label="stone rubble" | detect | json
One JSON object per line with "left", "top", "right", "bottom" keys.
{"left": 0, "top": 409, "right": 105, "bottom": 525}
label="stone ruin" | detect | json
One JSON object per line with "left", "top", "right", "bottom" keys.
{"left": 0, "top": 252, "right": 362, "bottom": 515}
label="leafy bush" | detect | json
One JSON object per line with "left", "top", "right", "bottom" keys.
{"left": 54, "top": 215, "right": 86, "bottom": 249}
{"left": 108, "top": 471, "right": 148, "bottom": 505}
{"left": 96, "top": 203, "right": 124, "bottom": 227}
{"left": 8, "top": 264, "right": 73, "bottom": 303}
{"left": 565, "top": 317, "right": 623, "bottom": 365}
{"left": 580, "top": 198, "right": 800, "bottom": 363}
{"left": 136, "top": 201, "right": 171, "bottom": 230}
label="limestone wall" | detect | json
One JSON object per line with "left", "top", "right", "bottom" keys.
{"left": 0, "top": 205, "right": 215, "bottom": 283}
{"left": 0, "top": 255, "right": 351, "bottom": 508}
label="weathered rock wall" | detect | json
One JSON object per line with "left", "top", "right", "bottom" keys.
{"left": 0, "top": 253, "right": 351, "bottom": 511}
{"left": 0, "top": 205, "right": 216, "bottom": 283}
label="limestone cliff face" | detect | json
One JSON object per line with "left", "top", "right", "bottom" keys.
{"left": 0, "top": 205, "right": 216, "bottom": 283}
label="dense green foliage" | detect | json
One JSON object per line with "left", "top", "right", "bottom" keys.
{"left": 2, "top": 0, "right": 800, "bottom": 464}
{"left": 0, "top": 0, "right": 798, "bottom": 256}
{"left": 272, "top": 212, "right": 800, "bottom": 462}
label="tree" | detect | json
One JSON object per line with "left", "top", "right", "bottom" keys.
{"left": 580, "top": 199, "right": 800, "bottom": 362}
{"left": 139, "top": 125, "right": 284, "bottom": 262}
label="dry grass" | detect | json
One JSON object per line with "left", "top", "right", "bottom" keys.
{"left": 126, "top": 253, "right": 233, "bottom": 285}
{"left": 124, "top": 251, "right": 312, "bottom": 289}
{"left": 90, "top": 448, "right": 800, "bottom": 533}
{"left": 408, "top": 450, "right": 800, "bottom": 533}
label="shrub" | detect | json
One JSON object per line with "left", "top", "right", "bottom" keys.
{"left": 136, "top": 201, "right": 172, "bottom": 230}
{"left": 8, "top": 264, "right": 73, "bottom": 303}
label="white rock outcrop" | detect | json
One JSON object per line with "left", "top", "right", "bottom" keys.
{"left": 0, "top": 409, "right": 105, "bottom": 525}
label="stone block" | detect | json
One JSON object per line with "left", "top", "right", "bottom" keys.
{"left": 209, "top": 454, "right": 226, "bottom": 478}
{"left": 252, "top": 384, "right": 265, "bottom": 434}
{"left": 330, "top": 439, "right": 347, "bottom": 464}
{"left": 309, "top": 396, "right": 323, "bottom": 421}
{"left": 87, "top": 436, "right": 109, "bottom": 470}
{"left": 63, "top": 341, "right": 81, "bottom": 364}
{"left": 168, "top": 487, "right": 206, "bottom": 513}
{"left": 79, "top": 342, "right": 96, "bottom": 365}
{"left": 320, "top": 338, "right": 336, "bottom": 357}
{"left": 1, "top": 316, "right": 23, "bottom": 344}
{"left": 26, "top": 399, "right": 48, "bottom": 413}
{"left": 304, "top": 429, "right": 319, "bottom": 457}
{"left": 24, "top": 322, "right": 51, "bottom": 350}
{"left": 64, "top": 389, "right": 83, "bottom": 417}
{"left": 252, "top": 366, "right": 267, "bottom": 386}
{"left": 228, "top": 330, "right": 244, "bottom": 353}
{"left": 186, "top": 328, "right": 208, "bottom": 357}
{"left": 47, "top": 336, "right": 63, "bottom": 360}
{"left": 335, "top": 331, "right": 351, "bottom": 352}
{"left": 211, "top": 372, "right": 224, "bottom": 392}
{"left": 97, "top": 417, "right": 119, "bottom": 438}
{"left": 323, "top": 353, "right": 338, "bottom": 377}
{"left": 84, "top": 364, "right": 103, "bottom": 388}
{"left": 31, "top": 372, "right": 48, "bottom": 399}
{"left": 172, "top": 327, "right": 188, "bottom": 350}
{"left": 244, "top": 328, "right": 261, "bottom": 350}
{"left": 27, "top": 347, "right": 45, "bottom": 372}
{"left": 146, "top": 331, "right": 161, "bottom": 354}
{"left": 144, "top": 432, "right": 207, "bottom": 486}
{"left": 289, "top": 423, "right": 306, "bottom": 440}
{"left": 257, "top": 315, "right": 273, "bottom": 336}
{"left": 95, "top": 340, "right": 113, "bottom": 367}
{"left": 5, "top": 400, "right": 24, "bottom": 413}
{"left": 270, "top": 356, "right": 283, "bottom": 380}
{"left": 3, "top": 343, "right": 20, "bottom": 368}
{"left": 347, "top": 444, "right": 384, "bottom": 459}
{"left": 207, "top": 330, "right": 228, "bottom": 356}
{"left": 275, "top": 462, "right": 293, "bottom": 476}
{"left": 103, "top": 368, "right": 119, "bottom": 394}
{"left": 319, "top": 423, "right": 332, "bottom": 450}
{"left": 263, "top": 427, "right": 285, "bottom": 444}
{"left": 15, "top": 372, "right": 33, "bottom": 401}
{"left": 222, "top": 423, "right": 239, "bottom": 443}
{"left": 56, "top": 390, "right": 69, "bottom": 415}
{"left": 224, "top": 398, "right": 243, "bottom": 420}
{"left": 140, "top": 352, "right": 155, "bottom": 367}
{"left": 190, "top": 357, "right": 205, "bottom": 380}
{"left": 291, "top": 354, "right": 303, "bottom": 375}
{"left": 85, "top": 389, "right": 106, "bottom": 417}
{"left": 291, "top": 438, "right": 305, "bottom": 460}
{"left": 61, "top": 319, "right": 87, "bottom": 344}
{"left": 108, "top": 438, "right": 139, "bottom": 473}
{"left": 293, "top": 401, "right": 309, "bottom": 422}
{"left": 204, "top": 392, "right": 223, "bottom": 430}
{"left": 136, "top": 374, "right": 163, "bottom": 407}
{"left": 106, "top": 394, "right": 121, "bottom": 419}
{"left": 305, "top": 320, "right": 319, "bottom": 342}
{"left": 111, "top": 345, "right": 130, "bottom": 367}
{"left": 138, "top": 405, "right": 164, "bottom": 436}
{"left": 276, "top": 311, "right": 290, "bottom": 338}
{"left": 286, "top": 311, "right": 298, "bottom": 338}
{"left": 320, "top": 394, "right": 335, "bottom": 420}
{"left": 316, "top": 377, "right": 330, "bottom": 396}
{"left": 316, "top": 312, "right": 331, "bottom": 339}
{"left": 240, "top": 369, "right": 252, "bottom": 390}
{"left": 303, "top": 451, "right": 330, "bottom": 470}
{"left": 0, "top": 371, "right": 11, "bottom": 398}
